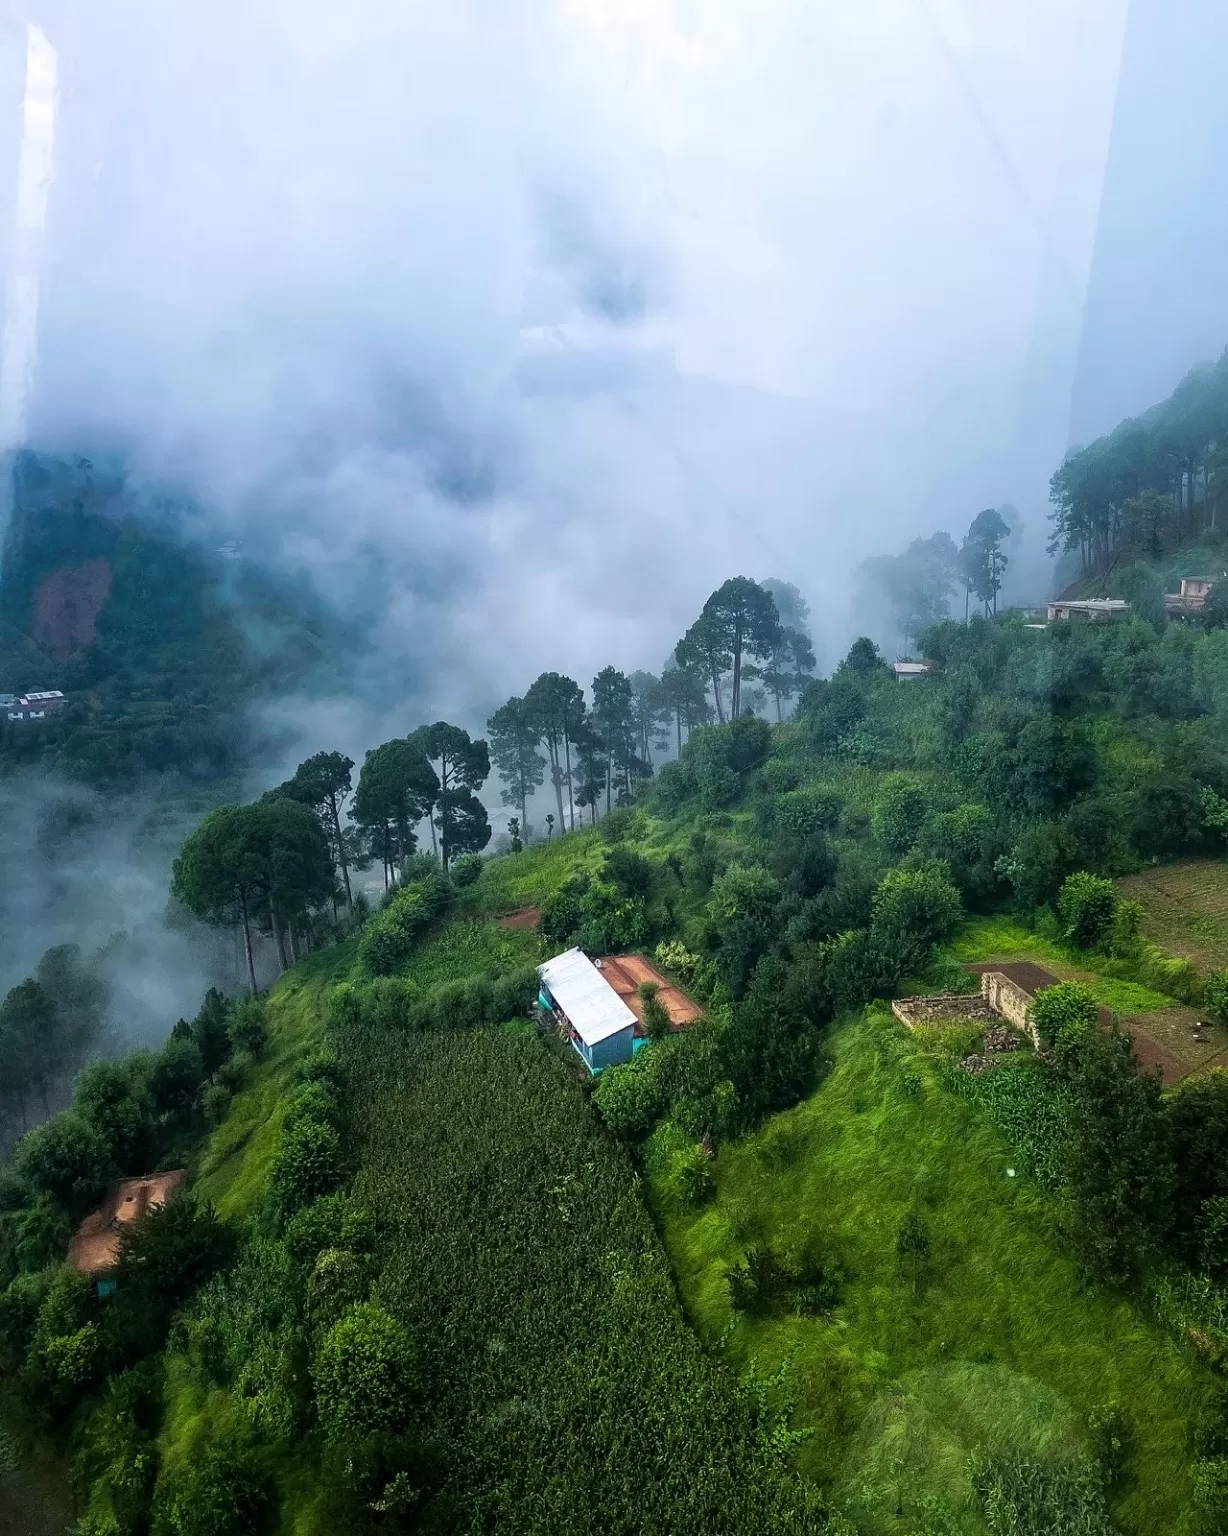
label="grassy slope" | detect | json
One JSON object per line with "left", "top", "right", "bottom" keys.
{"left": 1118, "top": 859, "right": 1228, "bottom": 972}
{"left": 650, "top": 1012, "right": 1215, "bottom": 1535}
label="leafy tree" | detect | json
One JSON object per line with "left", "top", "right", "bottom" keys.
{"left": 450, "top": 852, "right": 484, "bottom": 887}
{"left": 959, "top": 508, "right": 1011, "bottom": 619}
{"left": 629, "top": 670, "right": 669, "bottom": 769}
{"left": 151, "top": 1037, "right": 205, "bottom": 1121}
{"left": 838, "top": 636, "right": 889, "bottom": 677}
{"left": 314, "top": 1301, "right": 417, "bottom": 1441}
{"left": 408, "top": 722, "right": 491, "bottom": 873}
{"left": 172, "top": 805, "right": 269, "bottom": 995}
{"left": 351, "top": 739, "right": 437, "bottom": 887}
{"left": 0, "top": 979, "right": 63, "bottom": 1125}
{"left": 869, "top": 864, "right": 962, "bottom": 972}
{"left": 1168, "top": 1070, "right": 1228, "bottom": 1258}
{"left": 487, "top": 696, "right": 546, "bottom": 842}
{"left": 591, "top": 666, "right": 639, "bottom": 814}
{"left": 1057, "top": 872, "right": 1119, "bottom": 949}
{"left": 699, "top": 578, "right": 783, "bottom": 719}
{"left": 260, "top": 797, "right": 337, "bottom": 968}
{"left": 859, "top": 532, "right": 959, "bottom": 645}
{"left": 272, "top": 1116, "right": 346, "bottom": 1215}
{"left": 870, "top": 774, "right": 928, "bottom": 855}
{"left": 14, "top": 1112, "right": 108, "bottom": 1216}
{"left": 1052, "top": 1021, "right": 1174, "bottom": 1281}
{"left": 675, "top": 610, "right": 734, "bottom": 724}
{"left": 706, "top": 864, "right": 782, "bottom": 996}
{"left": 1031, "top": 980, "right": 1099, "bottom": 1051}
{"left": 761, "top": 578, "right": 810, "bottom": 634}
{"left": 524, "top": 672, "right": 586, "bottom": 831}
{"left": 284, "top": 750, "right": 357, "bottom": 911}
{"left": 74, "top": 1058, "right": 154, "bottom": 1173}
{"left": 748, "top": 626, "right": 816, "bottom": 721}
{"left": 506, "top": 816, "right": 523, "bottom": 854}
{"left": 721, "top": 952, "right": 826, "bottom": 1123}
{"left": 659, "top": 661, "right": 711, "bottom": 751}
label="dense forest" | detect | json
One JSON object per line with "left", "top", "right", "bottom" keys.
{"left": 0, "top": 451, "right": 346, "bottom": 787}
{"left": 11, "top": 365, "right": 1228, "bottom": 1533}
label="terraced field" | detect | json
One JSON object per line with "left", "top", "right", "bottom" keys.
{"left": 1119, "top": 859, "right": 1228, "bottom": 971}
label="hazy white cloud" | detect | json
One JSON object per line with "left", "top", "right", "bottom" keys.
{"left": 9, "top": 0, "right": 1133, "bottom": 705}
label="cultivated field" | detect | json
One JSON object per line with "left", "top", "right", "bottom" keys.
{"left": 1119, "top": 859, "right": 1228, "bottom": 972}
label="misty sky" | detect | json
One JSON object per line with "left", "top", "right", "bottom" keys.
{"left": 0, "top": 0, "right": 1221, "bottom": 708}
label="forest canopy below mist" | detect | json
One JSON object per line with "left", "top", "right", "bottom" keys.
{"left": 12, "top": 357, "right": 1228, "bottom": 1536}
{"left": 0, "top": 452, "right": 347, "bottom": 788}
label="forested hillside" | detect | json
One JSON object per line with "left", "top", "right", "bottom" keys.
{"left": 0, "top": 451, "right": 347, "bottom": 787}
{"left": 13, "top": 366, "right": 1228, "bottom": 1533}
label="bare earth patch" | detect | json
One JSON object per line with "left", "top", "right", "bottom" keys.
{"left": 31, "top": 557, "right": 112, "bottom": 657}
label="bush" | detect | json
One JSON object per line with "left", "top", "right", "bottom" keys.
{"left": 594, "top": 1059, "right": 668, "bottom": 1138}
{"left": 869, "top": 863, "right": 962, "bottom": 971}
{"left": 1031, "top": 981, "right": 1099, "bottom": 1051}
{"left": 151, "top": 1433, "right": 274, "bottom": 1536}
{"left": 227, "top": 998, "right": 268, "bottom": 1058}
{"left": 1206, "top": 971, "right": 1228, "bottom": 1025}
{"left": 654, "top": 940, "right": 698, "bottom": 982}
{"left": 772, "top": 787, "right": 842, "bottom": 839}
{"left": 14, "top": 1113, "right": 109, "bottom": 1215}
{"left": 284, "top": 1194, "right": 374, "bottom": 1266}
{"left": 150, "top": 1038, "right": 205, "bottom": 1120}
{"left": 271, "top": 1117, "right": 346, "bottom": 1215}
{"left": 359, "top": 875, "right": 451, "bottom": 976}
{"left": 449, "top": 853, "right": 484, "bottom": 887}
{"left": 1057, "top": 871, "right": 1120, "bottom": 949}
{"left": 313, "top": 1302, "right": 417, "bottom": 1441}
{"left": 577, "top": 881, "right": 650, "bottom": 954}
{"left": 283, "top": 1081, "right": 345, "bottom": 1136}
{"left": 871, "top": 774, "right": 928, "bottom": 855}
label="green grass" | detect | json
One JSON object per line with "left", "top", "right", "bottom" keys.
{"left": 391, "top": 916, "right": 544, "bottom": 991}
{"left": 650, "top": 1011, "right": 1214, "bottom": 1534}
{"left": 948, "top": 917, "right": 1176, "bottom": 1014}
{"left": 457, "top": 827, "right": 604, "bottom": 917}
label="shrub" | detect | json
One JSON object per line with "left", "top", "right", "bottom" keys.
{"left": 655, "top": 940, "right": 698, "bottom": 981}
{"left": 151, "top": 1433, "right": 274, "bottom": 1536}
{"left": 449, "top": 853, "right": 484, "bottom": 887}
{"left": 727, "top": 1247, "right": 789, "bottom": 1316}
{"left": 870, "top": 863, "right": 962, "bottom": 970}
{"left": 773, "top": 787, "right": 842, "bottom": 839}
{"left": 1206, "top": 970, "right": 1228, "bottom": 1025}
{"left": 201, "top": 1081, "right": 231, "bottom": 1127}
{"left": 14, "top": 1113, "right": 108, "bottom": 1215}
{"left": 295, "top": 1049, "right": 346, "bottom": 1091}
{"left": 271, "top": 1118, "right": 346, "bottom": 1215}
{"left": 361, "top": 976, "right": 411, "bottom": 1032}
{"left": 226, "top": 998, "right": 268, "bottom": 1058}
{"left": 577, "top": 881, "right": 649, "bottom": 954}
{"left": 313, "top": 1302, "right": 417, "bottom": 1441}
{"left": 1057, "top": 871, "right": 1120, "bottom": 950}
{"left": 603, "top": 846, "right": 655, "bottom": 899}
{"left": 707, "top": 863, "right": 783, "bottom": 996}
{"left": 871, "top": 774, "right": 928, "bottom": 855}
{"left": 283, "top": 1081, "right": 345, "bottom": 1136}
{"left": 1031, "top": 981, "right": 1099, "bottom": 1051}
{"left": 326, "top": 983, "right": 363, "bottom": 1032}
{"left": 359, "top": 875, "right": 450, "bottom": 976}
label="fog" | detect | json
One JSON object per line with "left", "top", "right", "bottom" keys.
{"left": 5, "top": 0, "right": 1148, "bottom": 692}
{"left": 5, "top": 0, "right": 1228, "bottom": 1041}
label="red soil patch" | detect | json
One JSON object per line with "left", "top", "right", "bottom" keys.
{"left": 597, "top": 953, "right": 703, "bottom": 1036}
{"left": 1125, "top": 1028, "right": 1191, "bottom": 1086}
{"left": 498, "top": 907, "right": 541, "bottom": 930}
{"left": 963, "top": 961, "right": 1060, "bottom": 995}
{"left": 32, "top": 557, "right": 112, "bottom": 657}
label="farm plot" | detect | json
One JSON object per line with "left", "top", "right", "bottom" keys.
{"left": 1119, "top": 859, "right": 1228, "bottom": 972}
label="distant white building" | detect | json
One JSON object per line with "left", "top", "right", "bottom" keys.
{"left": 538, "top": 948, "right": 638, "bottom": 1073}
{"left": 893, "top": 659, "right": 937, "bottom": 681}
{"left": 1047, "top": 598, "right": 1128, "bottom": 622}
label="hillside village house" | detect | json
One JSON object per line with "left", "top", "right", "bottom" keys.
{"left": 893, "top": 659, "right": 937, "bottom": 681}
{"left": 2, "top": 688, "right": 66, "bottom": 720}
{"left": 538, "top": 948, "right": 639, "bottom": 1072}
{"left": 68, "top": 1170, "right": 187, "bottom": 1295}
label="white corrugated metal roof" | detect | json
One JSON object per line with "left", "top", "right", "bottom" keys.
{"left": 539, "top": 948, "right": 637, "bottom": 1047}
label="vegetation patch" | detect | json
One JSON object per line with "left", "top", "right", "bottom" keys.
{"left": 650, "top": 1014, "right": 1214, "bottom": 1533}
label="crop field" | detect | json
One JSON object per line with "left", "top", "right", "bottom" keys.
{"left": 334, "top": 1022, "right": 827, "bottom": 1533}
{"left": 1118, "top": 859, "right": 1228, "bottom": 972}
{"left": 651, "top": 1012, "right": 1215, "bottom": 1535}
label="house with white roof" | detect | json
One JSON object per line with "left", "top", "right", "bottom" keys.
{"left": 538, "top": 947, "right": 638, "bottom": 1073}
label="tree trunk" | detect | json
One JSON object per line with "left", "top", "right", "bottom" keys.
{"left": 240, "top": 891, "right": 259, "bottom": 996}
{"left": 521, "top": 787, "right": 529, "bottom": 842}
{"left": 564, "top": 729, "right": 575, "bottom": 832}
{"left": 271, "top": 904, "right": 288, "bottom": 974}
{"left": 675, "top": 709, "right": 682, "bottom": 755}
{"left": 289, "top": 923, "right": 301, "bottom": 963}
{"left": 331, "top": 794, "right": 353, "bottom": 911}
{"left": 710, "top": 664, "right": 726, "bottom": 723}
{"left": 731, "top": 619, "right": 743, "bottom": 717}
